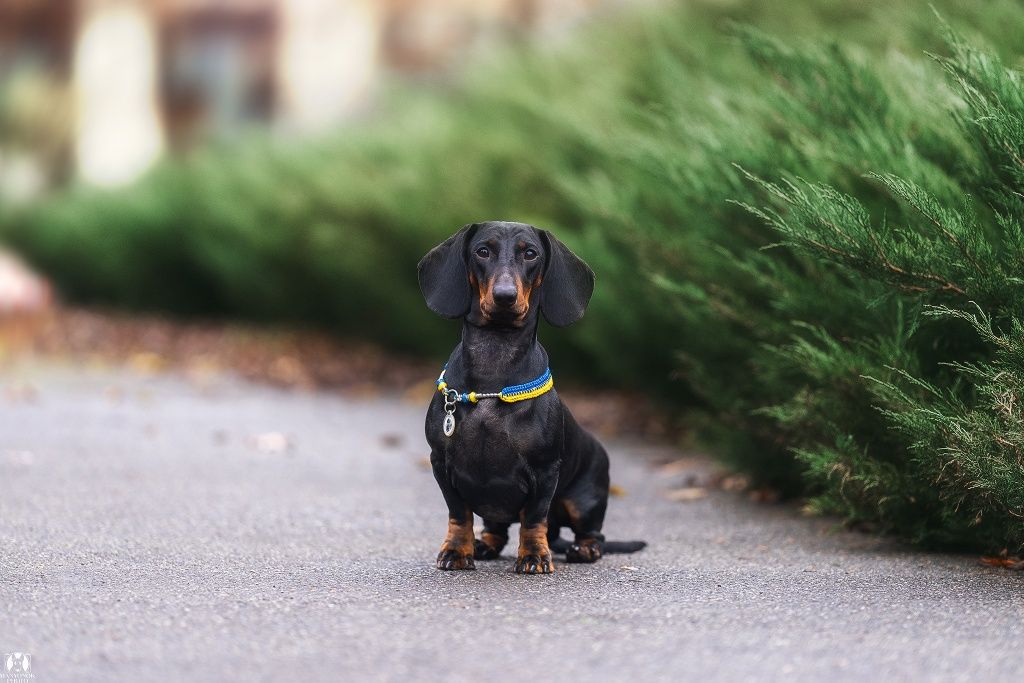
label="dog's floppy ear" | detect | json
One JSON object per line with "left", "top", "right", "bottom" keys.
{"left": 418, "top": 223, "right": 479, "bottom": 318}
{"left": 538, "top": 230, "right": 595, "bottom": 327}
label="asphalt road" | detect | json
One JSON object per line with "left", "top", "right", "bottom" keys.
{"left": 2, "top": 364, "right": 1022, "bottom": 682}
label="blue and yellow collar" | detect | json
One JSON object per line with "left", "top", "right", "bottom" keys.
{"left": 435, "top": 366, "right": 554, "bottom": 404}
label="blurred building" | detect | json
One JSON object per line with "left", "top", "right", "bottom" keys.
{"left": 0, "top": 0, "right": 617, "bottom": 194}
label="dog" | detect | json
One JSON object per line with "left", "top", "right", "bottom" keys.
{"left": 418, "top": 220, "right": 646, "bottom": 574}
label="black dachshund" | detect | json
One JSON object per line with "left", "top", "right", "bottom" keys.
{"left": 418, "top": 221, "right": 645, "bottom": 574}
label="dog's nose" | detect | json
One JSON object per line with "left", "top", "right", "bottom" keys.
{"left": 492, "top": 279, "right": 518, "bottom": 307}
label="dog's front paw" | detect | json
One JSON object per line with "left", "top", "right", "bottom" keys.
{"left": 514, "top": 552, "right": 554, "bottom": 575}
{"left": 437, "top": 548, "right": 476, "bottom": 570}
{"left": 565, "top": 540, "right": 603, "bottom": 563}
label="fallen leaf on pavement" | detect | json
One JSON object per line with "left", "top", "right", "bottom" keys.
{"left": 251, "top": 432, "right": 290, "bottom": 453}
{"left": 656, "top": 458, "right": 701, "bottom": 477}
{"left": 981, "top": 556, "right": 1024, "bottom": 570}
{"left": 664, "top": 487, "right": 707, "bottom": 502}
{"left": 748, "top": 488, "right": 780, "bottom": 504}
{"left": 720, "top": 475, "right": 750, "bottom": 492}
{"left": 129, "top": 351, "right": 166, "bottom": 374}
{"left": 609, "top": 484, "right": 627, "bottom": 497}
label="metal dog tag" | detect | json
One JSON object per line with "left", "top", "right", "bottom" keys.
{"left": 441, "top": 388, "right": 458, "bottom": 437}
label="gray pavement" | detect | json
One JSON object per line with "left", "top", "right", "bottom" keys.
{"left": 1, "top": 364, "right": 1022, "bottom": 682}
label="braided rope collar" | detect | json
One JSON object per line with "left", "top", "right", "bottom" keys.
{"left": 435, "top": 366, "right": 553, "bottom": 404}
{"left": 434, "top": 365, "right": 554, "bottom": 437}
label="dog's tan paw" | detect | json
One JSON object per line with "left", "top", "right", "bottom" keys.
{"left": 437, "top": 548, "right": 476, "bottom": 570}
{"left": 514, "top": 553, "right": 554, "bottom": 575}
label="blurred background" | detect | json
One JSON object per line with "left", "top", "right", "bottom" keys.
{"left": 0, "top": 0, "right": 650, "bottom": 355}
{"left": 3, "top": 0, "right": 1024, "bottom": 554}
{"left": 0, "top": 0, "right": 624, "bottom": 195}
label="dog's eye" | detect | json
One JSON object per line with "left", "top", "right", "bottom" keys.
{"left": 523, "top": 248, "right": 538, "bottom": 261}
{"left": 475, "top": 247, "right": 490, "bottom": 258}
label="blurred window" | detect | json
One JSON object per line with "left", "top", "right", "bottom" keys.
{"left": 0, "top": 2, "right": 75, "bottom": 192}
{"left": 160, "top": 8, "right": 276, "bottom": 149}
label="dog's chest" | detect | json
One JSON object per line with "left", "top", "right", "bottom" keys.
{"left": 442, "top": 402, "right": 539, "bottom": 520}
{"left": 445, "top": 401, "right": 525, "bottom": 468}
{"left": 432, "top": 399, "right": 551, "bottom": 477}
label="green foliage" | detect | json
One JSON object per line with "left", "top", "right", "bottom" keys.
{"left": 710, "top": 25, "right": 1024, "bottom": 549}
{"left": 4, "top": 1, "right": 1024, "bottom": 551}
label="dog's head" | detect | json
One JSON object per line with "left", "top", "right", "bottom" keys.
{"left": 418, "top": 221, "right": 594, "bottom": 328}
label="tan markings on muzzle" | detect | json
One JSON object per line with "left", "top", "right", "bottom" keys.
{"left": 468, "top": 272, "right": 490, "bottom": 322}
{"left": 479, "top": 273, "right": 531, "bottom": 321}
{"left": 477, "top": 274, "right": 495, "bottom": 318}
{"left": 522, "top": 274, "right": 543, "bottom": 304}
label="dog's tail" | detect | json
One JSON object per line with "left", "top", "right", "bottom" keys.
{"left": 550, "top": 537, "right": 647, "bottom": 554}
{"left": 603, "top": 540, "right": 647, "bottom": 553}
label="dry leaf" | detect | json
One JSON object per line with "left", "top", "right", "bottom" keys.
{"left": 129, "top": 351, "right": 166, "bottom": 374}
{"left": 720, "top": 475, "right": 750, "bottom": 492}
{"left": 380, "top": 433, "right": 404, "bottom": 449}
{"left": 981, "top": 556, "right": 1024, "bottom": 570}
{"left": 608, "top": 484, "right": 627, "bottom": 497}
{"left": 748, "top": 488, "right": 780, "bottom": 504}
{"left": 664, "top": 487, "right": 707, "bottom": 502}
{"left": 656, "top": 458, "right": 700, "bottom": 477}
{"left": 251, "top": 432, "right": 290, "bottom": 453}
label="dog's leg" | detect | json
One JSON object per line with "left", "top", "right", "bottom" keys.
{"left": 516, "top": 520, "right": 554, "bottom": 574}
{"left": 562, "top": 494, "right": 608, "bottom": 564}
{"left": 432, "top": 457, "right": 475, "bottom": 571}
{"left": 474, "top": 520, "right": 510, "bottom": 560}
{"left": 515, "top": 468, "right": 558, "bottom": 574}
{"left": 437, "top": 510, "right": 476, "bottom": 570}
{"left": 559, "top": 446, "right": 610, "bottom": 564}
